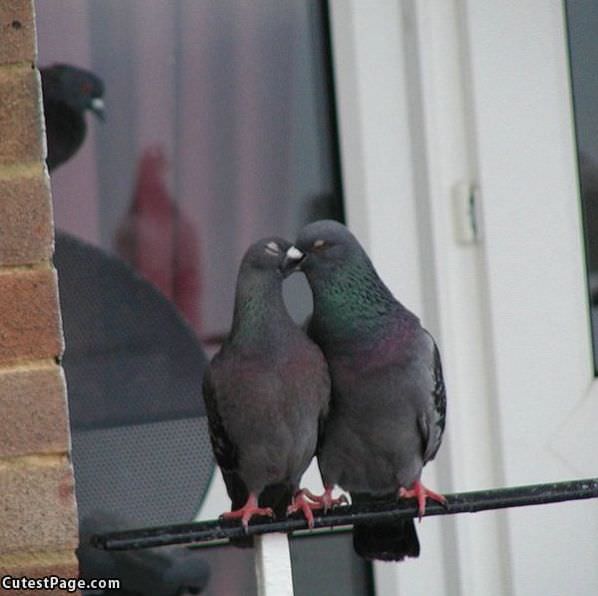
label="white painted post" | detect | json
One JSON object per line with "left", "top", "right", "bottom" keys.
{"left": 254, "top": 533, "right": 294, "bottom": 596}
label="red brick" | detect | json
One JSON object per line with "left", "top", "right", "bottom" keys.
{"left": 0, "top": 167, "right": 53, "bottom": 266}
{"left": 0, "top": 1, "right": 36, "bottom": 65}
{"left": 0, "top": 268, "right": 63, "bottom": 365}
{"left": 0, "top": 553, "right": 79, "bottom": 595}
{"left": 0, "top": 65, "right": 44, "bottom": 165}
{"left": 0, "top": 459, "right": 78, "bottom": 554}
{"left": 0, "top": 366, "right": 69, "bottom": 458}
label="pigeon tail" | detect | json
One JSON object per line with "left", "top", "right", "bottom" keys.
{"left": 352, "top": 518, "right": 420, "bottom": 562}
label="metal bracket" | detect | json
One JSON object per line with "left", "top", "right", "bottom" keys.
{"left": 452, "top": 182, "right": 480, "bottom": 244}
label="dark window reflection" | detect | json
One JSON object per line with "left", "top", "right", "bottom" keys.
{"left": 566, "top": 0, "right": 598, "bottom": 372}
{"left": 36, "top": 1, "right": 355, "bottom": 594}
{"left": 37, "top": 0, "right": 343, "bottom": 345}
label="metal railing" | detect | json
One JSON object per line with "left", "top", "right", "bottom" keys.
{"left": 90, "top": 477, "right": 598, "bottom": 595}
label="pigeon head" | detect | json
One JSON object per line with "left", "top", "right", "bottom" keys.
{"left": 42, "top": 64, "right": 105, "bottom": 120}
{"left": 286, "top": 220, "right": 397, "bottom": 329}
{"left": 284, "top": 220, "right": 364, "bottom": 276}
{"left": 241, "top": 237, "right": 294, "bottom": 278}
{"left": 231, "top": 237, "right": 296, "bottom": 340}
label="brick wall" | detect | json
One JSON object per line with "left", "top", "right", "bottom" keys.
{"left": 0, "top": 1, "right": 79, "bottom": 593}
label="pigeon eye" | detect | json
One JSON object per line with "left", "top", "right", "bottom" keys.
{"left": 312, "top": 239, "right": 327, "bottom": 250}
{"left": 264, "top": 241, "right": 280, "bottom": 256}
{"left": 80, "top": 81, "right": 93, "bottom": 95}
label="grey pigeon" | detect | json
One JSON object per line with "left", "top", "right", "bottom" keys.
{"left": 202, "top": 237, "right": 330, "bottom": 535}
{"left": 285, "top": 220, "right": 446, "bottom": 561}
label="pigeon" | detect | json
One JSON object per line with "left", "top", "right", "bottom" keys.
{"left": 202, "top": 237, "right": 331, "bottom": 536}
{"left": 285, "top": 220, "right": 446, "bottom": 561}
{"left": 41, "top": 63, "right": 105, "bottom": 172}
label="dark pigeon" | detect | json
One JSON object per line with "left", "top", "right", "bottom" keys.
{"left": 203, "top": 237, "right": 330, "bottom": 538}
{"left": 41, "top": 63, "right": 105, "bottom": 172}
{"left": 286, "top": 220, "right": 446, "bottom": 561}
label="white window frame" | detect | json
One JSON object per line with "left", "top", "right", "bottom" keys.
{"left": 330, "top": 1, "right": 598, "bottom": 595}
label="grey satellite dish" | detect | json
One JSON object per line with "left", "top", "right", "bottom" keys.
{"left": 54, "top": 230, "right": 214, "bottom": 531}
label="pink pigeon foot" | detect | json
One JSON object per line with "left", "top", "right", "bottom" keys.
{"left": 287, "top": 490, "right": 323, "bottom": 528}
{"left": 301, "top": 485, "right": 349, "bottom": 513}
{"left": 399, "top": 480, "right": 447, "bottom": 521}
{"left": 220, "top": 493, "right": 274, "bottom": 531}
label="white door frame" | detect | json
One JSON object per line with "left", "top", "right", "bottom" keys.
{"left": 329, "top": 1, "right": 598, "bottom": 595}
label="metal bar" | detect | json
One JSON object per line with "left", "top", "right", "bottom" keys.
{"left": 91, "top": 477, "right": 598, "bottom": 551}
{"left": 254, "top": 534, "right": 294, "bottom": 596}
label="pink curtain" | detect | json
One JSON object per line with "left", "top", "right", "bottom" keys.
{"left": 36, "top": 0, "right": 335, "bottom": 342}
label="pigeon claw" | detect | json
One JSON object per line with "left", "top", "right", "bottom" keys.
{"left": 399, "top": 480, "right": 446, "bottom": 522}
{"left": 301, "top": 485, "right": 349, "bottom": 514}
{"left": 220, "top": 493, "right": 274, "bottom": 533}
{"left": 287, "top": 490, "right": 323, "bottom": 528}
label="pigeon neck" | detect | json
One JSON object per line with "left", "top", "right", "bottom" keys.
{"left": 230, "top": 270, "right": 290, "bottom": 343}
{"left": 309, "top": 261, "right": 399, "bottom": 339}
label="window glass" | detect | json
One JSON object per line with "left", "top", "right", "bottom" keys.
{"left": 566, "top": 0, "right": 598, "bottom": 371}
{"left": 37, "top": 0, "right": 343, "bottom": 338}
{"left": 36, "top": 1, "right": 371, "bottom": 593}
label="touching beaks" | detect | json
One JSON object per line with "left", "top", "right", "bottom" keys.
{"left": 90, "top": 97, "right": 105, "bottom": 121}
{"left": 286, "top": 246, "right": 304, "bottom": 261}
{"left": 282, "top": 246, "right": 305, "bottom": 276}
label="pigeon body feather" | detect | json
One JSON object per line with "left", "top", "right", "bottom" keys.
{"left": 314, "top": 316, "right": 442, "bottom": 495}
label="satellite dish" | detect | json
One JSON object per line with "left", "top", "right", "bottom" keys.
{"left": 54, "top": 230, "right": 213, "bottom": 531}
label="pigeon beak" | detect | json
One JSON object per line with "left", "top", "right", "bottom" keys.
{"left": 282, "top": 246, "right": 305, "bottom": 277}
{"left": 89, "top": 97, "right": 105, "bottom": 121}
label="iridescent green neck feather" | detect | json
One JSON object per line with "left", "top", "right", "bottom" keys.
{"left": 308, "top": 253, "right": 399, "bottom": 341}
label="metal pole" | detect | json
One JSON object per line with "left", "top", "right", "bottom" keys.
{"left": 254, "top": 533, "right": 294, "bottom": 596}
{"left": 92, "top": 477, "right": 598, "bottom": 551}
